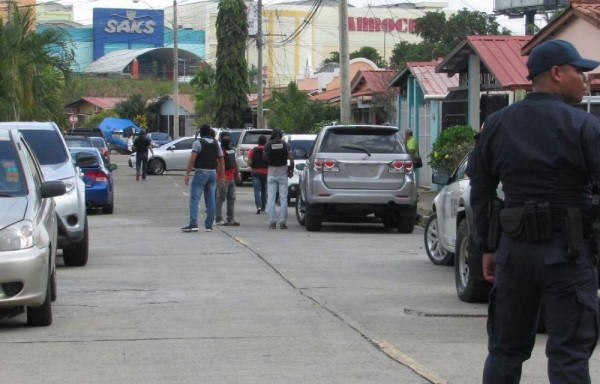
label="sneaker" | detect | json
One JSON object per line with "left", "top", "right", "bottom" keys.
{"left": 269, "top": 222, "right": 276, "bottom": 229}
{"left": 216, "top": 220, "right": 226, "bottom": 226}
{"left": 280, "top": 222, "right": 288, "bottom": 229}
{"left": 226, "top": 221, "right": 240, "bottom": 226}
{"left": 205, "top": 228, "right": 213, "bottom": 232}
{"left": 256, "top": 209, "right": 261, "bottom": 214}
{"left": 181, "top": 225, "right": 198, "bottom": 232}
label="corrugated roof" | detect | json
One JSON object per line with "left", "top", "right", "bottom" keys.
{"left": 310, "top": 88, "right": 340, "bottom": 102}
{"left": 437, "top": 35, "right": 532, "bottom": 90}
{"left": 407, "top": 61, "right": 458, "bottom": 97}
{"left": 352, "top": 70, "right": 397, "bottom": 93}
{"left": 64, "top": 97, "right": 128, "bottom": 110}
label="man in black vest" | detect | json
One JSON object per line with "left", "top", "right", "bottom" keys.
{"left": 215, "top": 131, "right": 241, "bottom": 226}
{"left": 133, "top": 130, "right": 154, "bottom": 181}
{"left": 182, "top": 124, "right": 225, "bottom": 232}
{"left": 264, "top": 129, "right": 294, "bottom": 229}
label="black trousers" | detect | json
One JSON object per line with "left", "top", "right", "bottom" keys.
{"left": 483, "top": 238, "right": 598, "bottom": 384}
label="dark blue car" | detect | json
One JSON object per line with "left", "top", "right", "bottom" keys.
{"left": 69, "top": 148, "right": 117, "bottom": 214}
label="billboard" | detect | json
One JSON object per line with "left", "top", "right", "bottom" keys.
{"left": 494, "top": 0, "right": 568, "bottom": 13}
{"left": 93, "top": 8, "right": 165, "bottom": 60}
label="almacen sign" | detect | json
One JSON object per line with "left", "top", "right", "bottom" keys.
{"left": 347, "top": 17, "right": 417, "bottom": 33}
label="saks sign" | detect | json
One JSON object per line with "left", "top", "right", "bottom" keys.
{"left": 348, "top": 17, "right": 417, "bottom": 33}
{"left": 104, "top": 10, "right": 156, "bottom": 34}
{"left": 93, "top": 8, "right": 164, "bottom": 60}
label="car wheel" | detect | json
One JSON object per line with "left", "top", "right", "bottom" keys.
{"left": 296, "top": 193, "right": 306, "bottom": 226}
{"left": 455, "top": 218, "right": 491, "bottom": 303}
{"left": 424, "top": 212, "right": 454, "bottom": 265}
{"left": 27, "top": 273, "right": 52, "bottom": 326}
{"left": 104, "top": 194, "right": 114, "bottom": 214}
{"left": 148, "top": 158, "right": 165, "bottom": 175}
{"left": 63, "top": 217, "right": 89, "bottom": 267}
{"left": 305, "top": 203, "right": 322, "bottom": 232}
{"left": 397, "top": 215, "right": 415, "bottom": 234}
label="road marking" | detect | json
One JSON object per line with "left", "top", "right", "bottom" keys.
{"left": 374, "top": 340, "right": 448, "bottom": 384}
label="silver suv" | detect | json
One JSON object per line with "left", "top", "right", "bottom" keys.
{"left": 1, "top": 122, "right": 90, "bottom": 267}
{"left": 235, "top": 128, "right": 272, "bottom": 184}
{"left": 295, "top": 125, "right": 417, "bottom": 232}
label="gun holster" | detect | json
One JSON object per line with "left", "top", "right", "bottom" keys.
{"left": 486, "top": 198, "right": 504, "bottom": 252}
{"left": 562, "top": 207, "right": 583, "bottom": 259}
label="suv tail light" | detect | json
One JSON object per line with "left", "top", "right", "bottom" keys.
{"left": 388, "top": 160, "right": 413, "bottom": 174}
{"left": 314, "top": 158, "right": 339, "bottom": 173}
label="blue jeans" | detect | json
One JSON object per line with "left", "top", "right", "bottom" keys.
{"left": 252, "top": 172, "right": 267, "bottom": 210}
{"left": 267, "top": 174, "right": 288, "bottom": 224}
{"left": 135, "top": 153, "right": 148, "bottom": 179}
{"left": 189, "top": 170, "right": 216, "bottom": 229}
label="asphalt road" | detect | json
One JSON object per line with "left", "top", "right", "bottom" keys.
{"left": 1, "top": 154, "right": 598, "bottom": 384}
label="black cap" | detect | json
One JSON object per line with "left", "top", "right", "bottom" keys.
{"left": 526, "top": 39, "right": 600, "bottom": 81}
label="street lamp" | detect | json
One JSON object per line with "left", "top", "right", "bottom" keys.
{"left": 132, "top": 0, "right": 179, "bottom": 139}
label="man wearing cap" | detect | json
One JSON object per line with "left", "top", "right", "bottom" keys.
{"left": 470, "top": 39, "right": 600, "bottom": 383}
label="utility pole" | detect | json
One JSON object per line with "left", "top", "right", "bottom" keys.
{"left": 173, "top": 0, "right": 180, "bottom": 138}
{"left": 339, "top": 0, "right": 351, "bottom": 124}
{"left": 256, "top": 0, "right": 264, "bottom": 129}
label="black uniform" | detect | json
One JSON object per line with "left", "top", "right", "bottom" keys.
{"left": 470, "top": 92, "right": 600, "bottom": 383}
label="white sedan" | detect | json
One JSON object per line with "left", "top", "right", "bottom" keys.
{"left": 129, "top": 136, "right": 195, "bottom": 175}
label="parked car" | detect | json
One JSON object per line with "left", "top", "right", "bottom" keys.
{"left": 282, "top": 133, "right": 317, "bottom": 203}
{"left": 0, "top": 127, "right": 66, "bottom": 326}
{"left": 65, "top": 129, "right": 110, "bottom": 165}
{"left": 146, "top": 132, "right": 173, "bottom": 147}
{"left": 3, "top": 122, "right": 90, "bottom": 267}
{"left": 64, "top": 135, "right": 94, "bottom": 149}
{"left": 129, "top": 136, "right": 195, "bottom": 175}
{"left": 89, "top": 136, "right": 111, "bottom": 166}
{"left": 295, "top": 124, "right": 417, "bottom": 232}
{"left": 235, "top": 128, "right": 272, "bottom": 184}
{"left": 69, "top": 148, "right": 117, "bottom": 214}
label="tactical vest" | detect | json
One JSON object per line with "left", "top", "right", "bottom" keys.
{"left": 251, "top": 147, "right": 268, "bottom": 169}
{"left": 267, "top": 141, "right": 287, "bottom": 167}
{"left": 223, "top": 149, "right": 236, "bottom": 170}
{"left": 194, "top": 138, "right": 219, "bottom": 169}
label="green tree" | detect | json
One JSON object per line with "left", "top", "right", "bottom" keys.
{"left": 266, "top": 82, "right": 338, "bottom": 133}
{"left": 389, "top": 9, "right": 511, "bottom": 69}
{"left": 114, "top": 94, "right": 147, "bottom": 121}
{"left": 190, "top": 64, "right": 217, "bottom": 125}
{"left": 320, "top": 51, "right": 340, "bottom": 67}
{"left": 321, "top": 46, "right": 386, "bottom": 68}
{"left": 86, "top": 109, "right": 119, "bottom": 129}
{"left": 428, "top": 125, "right": 475, "bottom": 172}
{"left": 214, "top": 0, "right": 249, "bottom": 127}
{"left": 0, "top": 4, "right": 74, "bottom": 123}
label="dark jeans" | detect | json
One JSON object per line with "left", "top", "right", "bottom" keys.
{"left": 252, "top": 172, "right": 267, "bottom": 210}
{"left": 135, "top": 153, "right": 149, "bottom": 179}
{"left": 482, "top": 236, "right": 598, "bottom": 384}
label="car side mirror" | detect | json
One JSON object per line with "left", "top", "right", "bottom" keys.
{"left": 41, "top": 180, "right": 66, "bottom": 198}
{"left": 295, "top": 163, "right": 306, "bottom": 171}
{"left": 109, "top": 164, "right": 118, "bottom": 171}
{"left": 294, "top": 148, "right": 307, "bottom": 159}
{"left": 168, "top": 145, "right": 176, "bottom": 151}
{"left": 432, "top": 171, "right": 450, "bottom": 185}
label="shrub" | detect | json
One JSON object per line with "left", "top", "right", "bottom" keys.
{"left": 428, "top": 125, "right": 476, "bottom": 172}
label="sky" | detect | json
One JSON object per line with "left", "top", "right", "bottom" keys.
{"left": 40, "top": 0, "right": 533, "bottom": 35}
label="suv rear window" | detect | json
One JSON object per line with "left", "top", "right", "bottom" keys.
{"left": 241, "top": 131, "right": 271, "bottom": 145}
{"left": 320, "top": 127, "right": 404, "bottom": 154}
{"left": 20, "top": 129, "right": 69, "bottom": 165}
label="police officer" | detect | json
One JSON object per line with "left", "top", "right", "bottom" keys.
{"left": 215, "top": 131, "right": 241, "bottom": 226}
{"left": 470, "top": 39, "right": 600, "bottom": 383}
{"left": 264, "top": 129, "right": 293, "bottom": 229}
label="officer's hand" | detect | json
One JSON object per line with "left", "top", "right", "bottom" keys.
{"left": 482, "top": 253, "right": 495, "bottom": 283}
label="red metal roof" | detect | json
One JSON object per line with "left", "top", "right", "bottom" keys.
{"left": 467, "top": 35, "right": 532, "bottom": 90}
{"left": 351, "top": 70, "right": 397, "bottom": 93}
{"left": 406, "top": 60, "right": 459, "bottom": 97}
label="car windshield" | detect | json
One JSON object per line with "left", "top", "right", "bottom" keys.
{"left": 20, "top": 129, "right": 68, "bottom": 165}
{"left": 242, "top": 131, "right": 271, "bottom": 145}
{"left": 65, "top": 138, "right": 94, "bottom": 148}
{"left": 149, "top": 132, "right": 171, "bottom": 141}
{"left": 289, "top": 140, "right": 315, "bottom": 159}
{"left": 0, "top": 141, "right": 25, "bottom": 196}
{"left": 230, "top": 131, "right": 242, "bottom": 147}
{"left": 320, "top": 127, "right": 404, "bottom": 154}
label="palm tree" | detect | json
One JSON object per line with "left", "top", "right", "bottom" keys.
{"left": 0, "top": 5, "right": 74, "bottom": 122}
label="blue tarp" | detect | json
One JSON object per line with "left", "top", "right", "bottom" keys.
{"left": 98, "top": 118, "right": 140, "bottom": 151}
